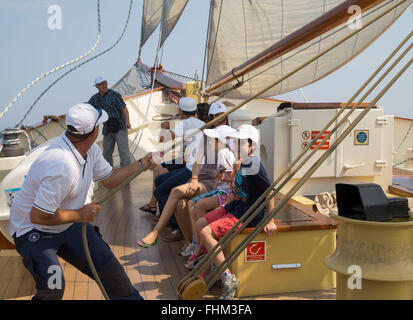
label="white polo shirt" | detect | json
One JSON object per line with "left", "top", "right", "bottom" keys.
{"left": 9, "top": 133, "right": 113, "bottom": 237}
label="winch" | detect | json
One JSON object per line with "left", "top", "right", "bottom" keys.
{"left": 0, "top": 128, "right": 25, "bottom": 157}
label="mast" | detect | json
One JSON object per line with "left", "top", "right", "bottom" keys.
{"left": 204, "top": 0, "right": 386, "bottom": 95}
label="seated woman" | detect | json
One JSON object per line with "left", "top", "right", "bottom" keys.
{"left": 136, "top": 103, "right": 230, "bottom": 248}
{"left": 182, "top": 125, "right": 238, "bottom": 261}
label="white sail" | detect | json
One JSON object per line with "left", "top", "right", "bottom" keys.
{"left": 140, "top": 0, "right": 188, "bottom": 52}
{"left": 206, "top": 0, "right": 412, "bottom": 99}
{"left": 140, "top": 0, "right": 163, "bottom": 50}
{"left": 160, "top": 0, "right": 189, "bottom": 48}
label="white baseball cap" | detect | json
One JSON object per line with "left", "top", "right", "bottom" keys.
{"left": 230, "top": 124, "right": 259, "bottom": 143}
{"left": 66, "top": 103, "right": 108, "bottom": 135}
{"left": 94, "top": 76, "right": 106, "bottom": 86}
{"left": 203, "top": 125, "right": 236, "bottom": 143}
{"left": 177, "top": 97, "right": 197, "bottom": 112}
{"left": 208, "top": 101, "right": 227, "bottom": 115}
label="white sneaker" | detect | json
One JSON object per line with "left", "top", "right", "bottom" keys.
{"left": 184, "top": 253, "right": 205, "bottom": 270}
{"left": 219, "top": 274, "right": 239, "bottom": 300}
{"left": 179, "top": 243, "right": 198, "bottom": 257}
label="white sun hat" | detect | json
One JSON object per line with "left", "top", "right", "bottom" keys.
{"left": 66, "top": 103, "right": 108, "bottom": 135}
{"left": 230, "top": 124, "right": 259, "bottom": 143}
{"left": 203, "top": 125, "right": 236, "bottom": 143}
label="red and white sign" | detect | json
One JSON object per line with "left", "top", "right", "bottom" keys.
{"left": 310, "top": 131, "right": 331, "bottom": 150}
{"left": 301, "top": 130, "right": 311, "bottom": 140}
{"left": 245, "top": 241, "right": 266, "bottom": 262}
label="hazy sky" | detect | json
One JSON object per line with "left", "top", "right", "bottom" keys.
{"left": 0, "top": 0, "right": 412, "bottom": 131}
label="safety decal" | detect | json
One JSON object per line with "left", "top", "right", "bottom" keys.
{"left": 354, "top": 130, "right": 369, "bottom": 145}
{"left": 245, "top": 240, "right": 266, "bottom": 262}
{"left": 310, "top": 131, "right": 331, "bottom": 150}
{"left": 301, "top": 130, "right": 310, "bottom": 140}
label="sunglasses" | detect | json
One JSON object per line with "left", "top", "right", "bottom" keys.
{"left": 92, "top": 108, "right": 103, "bottom": 129}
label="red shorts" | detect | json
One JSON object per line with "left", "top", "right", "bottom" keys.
{"left": 204, "top": 206, "right": 242, "bottom": 239}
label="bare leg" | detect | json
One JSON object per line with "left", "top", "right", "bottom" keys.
{"left": 188, "top": 200, "right": 197, "bottom": 244}
{"left": 199, "top": 225, "right": 230, "bottom": 274}
{"left": 191, "top": 196, "right": 219, "bottom": 243}
{"left": 140, "top": 183, "right": 188, "bottom": 244}
{"left": 174, "top": 199, "right": 192, "bottom": 251}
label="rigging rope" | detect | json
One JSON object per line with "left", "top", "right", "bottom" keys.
{"left": 205, "top": 0, "right": 223, "bottom": 86}
{"left": 394, "top": 120, "right": 413, "bottom": 154}
{"left": 130, "top": 5, "right": 165, "bottom": 157}
{"left": 176, "top": 2, "right": 411, "bottom": 295}
{"left": 200, "top": 0, "right": 213, "bottom": 90}
{"left": 0, "top": 0, "right": 102, "bottom": 121}
{"left": 15, "top": 0, "right": 134, "bottom": 128}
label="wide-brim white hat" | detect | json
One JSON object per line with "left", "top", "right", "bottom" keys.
{"left": 203, "top": 125, "right": 236, "bottom": 142}
{"left": 230, "top": 124, "right": 259, "bottom": 143}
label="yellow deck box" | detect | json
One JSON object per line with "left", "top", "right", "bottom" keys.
{"left": 224, "top": 195, "right": 337, "bottom": 298}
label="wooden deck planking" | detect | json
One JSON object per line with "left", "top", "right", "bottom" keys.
{"left": 2, "top": 170, "right": 336, "bottom": 300}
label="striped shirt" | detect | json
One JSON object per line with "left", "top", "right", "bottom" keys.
{"left": 88, "top": 89, "right": 126, "bottom": 135}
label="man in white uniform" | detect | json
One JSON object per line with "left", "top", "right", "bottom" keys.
{"left": 10, "top": 103, "right": 150, "bottom": 300}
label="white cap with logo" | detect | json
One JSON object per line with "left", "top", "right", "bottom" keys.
{"left": 178, "top": 97, "right": 197, "bottom": 112}
{"left": 230, "top": 124, "right": 259, "bottom": 143}
{"left": 94, "top": 76, "right": 106, "bottom": 86}
{"left": 66, "top": 103, "right": 108, "bottom": 135}
{"left": 208, "top": 101, "right": 227, "bottom": 115}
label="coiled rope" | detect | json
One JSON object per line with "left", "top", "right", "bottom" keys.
{"left": 0, "top": 0, "right": 102, "bottom": 121}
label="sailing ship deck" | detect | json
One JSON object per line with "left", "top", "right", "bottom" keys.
{"left": 0, "top": 170, "right": 338, "bottom": 300}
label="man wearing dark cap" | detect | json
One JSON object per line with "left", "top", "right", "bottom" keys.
{"left": 9, "top": 103, "right": 151, "bottom": 300}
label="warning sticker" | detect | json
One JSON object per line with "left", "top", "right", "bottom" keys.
{"left": 310, "top": 131, "right": 330, "bottom": 150}
{"left": 302, "top": 130, "right": 310, "bottom": 140}
{"left": 354, "top": 130, "right": 369, "bottom": 145}
{"left": 245, "top": 241, "right": 266, "bottom": 262}
{"left": 302, "top": 141, "right": 309, "bottom": 149}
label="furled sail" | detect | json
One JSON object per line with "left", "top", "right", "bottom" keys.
{"left": 139, "top": 0, "right": 188, "bottom": 54}
{"left": 205, "top": 0, "right": 412, "bottom": 99}
{"left": 160, "top": 0, "right": 189, "bottom": 48}
{"left": 140, "top": 0, "right": 163, "bottom": 50}
{"left": 111, "top": 65, "right": 155, "bottom": 97}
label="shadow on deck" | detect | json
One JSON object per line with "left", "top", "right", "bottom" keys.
{"left": 1, "top": 171, "right": 335, "bottom": 300}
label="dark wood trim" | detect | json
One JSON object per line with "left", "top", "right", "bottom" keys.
{"left": 240, "top": 193, "right": 337, "bottom": 234}
{"left": 291, "top": 102, "right": 377, "bottom": 109}
{"left": 205, "top": 0, "right": 386, "bottom": 94}
{"left": 137, "top": 61, "right": 183, "bottom": 90}
{"left": 395, "top": 116, "right": 413, "bottom": 122}
{"left": 0, "top": 232, "right": 15, "bottom": 250}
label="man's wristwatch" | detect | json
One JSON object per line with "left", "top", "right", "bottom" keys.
{"left": 138, "top": 158, "right": 143, "bottom": 168}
